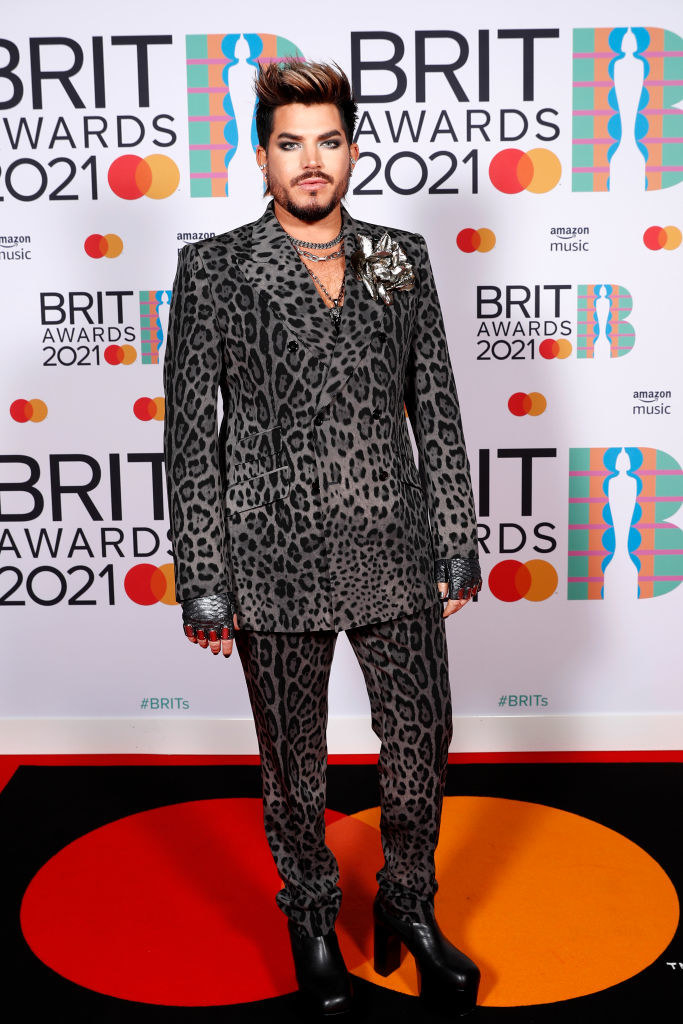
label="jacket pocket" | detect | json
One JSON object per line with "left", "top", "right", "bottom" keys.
{"left": 229, "top": 424, "right": 283, "bottom": 483}
{"left": 234, "top": 424, "right": 282, "bottom": 463}
{"left": 225, "top": 463, "right": 292, "bottom": 515}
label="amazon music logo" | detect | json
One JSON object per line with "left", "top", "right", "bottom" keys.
{"left": 0, "top": 232, "right": 32, "bottom": 260}
{"left": 549, "top": 226, "right": 590, "bottom": 252}
{"left": 632, "top": 390, "right": 672, "bottom": 416}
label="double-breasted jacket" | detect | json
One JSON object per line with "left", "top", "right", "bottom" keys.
{"left": 163, "top": 199, "right": 479, "bottom": 631}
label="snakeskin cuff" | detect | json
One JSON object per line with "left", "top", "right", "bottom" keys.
{"left": 435, "top": 557, "right": 483, "bottom": 603}
{"left": 181, "top": 591, "right": 237, "bottom": 640}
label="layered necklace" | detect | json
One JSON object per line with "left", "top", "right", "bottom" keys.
{"left": 287, "top": 225, "right": 345, "bottom": 329}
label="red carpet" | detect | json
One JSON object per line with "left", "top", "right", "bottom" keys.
{"left": 1, "top": 755, "right": 681, "bottom": 1022}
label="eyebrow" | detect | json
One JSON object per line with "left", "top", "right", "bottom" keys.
{"left": 275, "top": 130, "right": 343, "bottom": 141}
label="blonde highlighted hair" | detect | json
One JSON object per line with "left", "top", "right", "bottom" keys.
{"left": 254, "top": 57, "right": 357, "bottom": 149}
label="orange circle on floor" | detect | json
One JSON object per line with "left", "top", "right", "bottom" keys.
{"left": 329, "top": 796, "right": 679, "bottom": 1007}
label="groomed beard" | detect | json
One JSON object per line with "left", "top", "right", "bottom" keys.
{"left": 267, "top": 166, "right": 351, "bottom": 223}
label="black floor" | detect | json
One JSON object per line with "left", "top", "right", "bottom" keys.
{"left": 1, "top": 761, "right": 681, "bottom": 1022}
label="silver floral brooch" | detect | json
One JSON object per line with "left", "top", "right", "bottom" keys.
{"left": 350, "top": 231, "right": 416, "bottom": 305}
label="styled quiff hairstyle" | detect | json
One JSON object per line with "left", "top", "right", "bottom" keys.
{"left": 254, "top": 58, "right": 358, "bottom": 150}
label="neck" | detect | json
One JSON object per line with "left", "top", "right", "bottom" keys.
{"left": 272, "top": 199, "right": 343, "bottom": 242}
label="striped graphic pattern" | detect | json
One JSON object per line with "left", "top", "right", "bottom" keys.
{"left": 186, "top": 35, "right": 240, "bottom": 198}
{"left": 572, "top": 26, "right": 683, "bottom": 192}
{"left": 139, "top": 290, "right": 170, "bottom": 365}
{"left": 576, "top": 284, "right": 635, "bottom": 358}
{"left": 185, "top": 34, "right": 304, "bottom": 198}
{"left": 568, "top": 447, "right": 683, "bottom": 599}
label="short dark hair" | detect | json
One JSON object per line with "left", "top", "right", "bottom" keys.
{"left": 254, "top": 57, "right": 358, "bottom": 150}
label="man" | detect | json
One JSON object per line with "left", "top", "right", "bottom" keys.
{"left": 163, "top": 57, "right": 482, "bottom": 1019}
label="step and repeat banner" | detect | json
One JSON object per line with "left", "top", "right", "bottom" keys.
{"left": 1, "top": 0, "right": 682, "bottom": 733}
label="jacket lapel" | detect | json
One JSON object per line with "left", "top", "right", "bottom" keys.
{"left": 236, "top": 199, "right": 386, "bottom": 413}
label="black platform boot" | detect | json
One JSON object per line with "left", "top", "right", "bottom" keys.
{"left": 287, "top": 919, "right": 354, "bottom": 1017}
{"left": 373, "top": 893, "right": 480, "bottom": 1017}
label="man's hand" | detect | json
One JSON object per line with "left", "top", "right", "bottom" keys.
{"left": 435, "top": 556, "right": 483, "bottom": 618}
{"left": 184, "top": 615, "right": 240, "bottom": 657}
{"left": 181, "top": 592, "right": 240, "bottom": 658}
{"left": 438, "top": 582, "right": 470, "bottom": 618}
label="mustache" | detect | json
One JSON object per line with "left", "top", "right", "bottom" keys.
{"left": 294, "top": 173, "right": 333, "bottom": 184}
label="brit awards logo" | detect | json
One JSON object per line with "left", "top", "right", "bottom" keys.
{"left": 572, "top": 26, "right": 683, "bottom": 191}
{"left": 576, "top": 285, "right": 634, "bottom": 358}
{"left": 568, "top": 447, "right": 683, "bottom": 599}
{"left": 475, "top": 283, "right": 636, "bottom": 361}
{"left": 185, "top": 33, "right": 303, "bottom": 197}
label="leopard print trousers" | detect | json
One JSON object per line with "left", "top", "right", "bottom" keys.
{"left": 233, "top": 596, "right": 453, "bottom": 937}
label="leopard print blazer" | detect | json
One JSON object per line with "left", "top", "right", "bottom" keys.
{"left": 162, "top": 199, "right": 479, "bottom": 631}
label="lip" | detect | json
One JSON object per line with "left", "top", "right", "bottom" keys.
{"left": 297, "top": 179, "right": 328, "bottom": 189}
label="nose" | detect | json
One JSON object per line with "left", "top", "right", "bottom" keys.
{"left": 301, "top": 143, "right": 322, "bottom": 168}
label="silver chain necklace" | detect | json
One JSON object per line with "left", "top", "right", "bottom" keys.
{"left": 287, "top": 225, "right": 344, "bottom": 249}
{"left": 290, "top": 244, "right": 344, "bottom": 262}
{"left": 288, "top": 236, "right": 346, "bottom": 329}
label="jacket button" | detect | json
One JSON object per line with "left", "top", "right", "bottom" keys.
{"left": 314, "top": 413, "right": 325, "bottom": 426}
{"left": 371, "top": 330, "right": 386, "bottom": 343}
{"left": 371, "top": 408, "right": 382, "bottom": 419}
{"left": 287, "top": 339, "right": 298, "bottom": 352}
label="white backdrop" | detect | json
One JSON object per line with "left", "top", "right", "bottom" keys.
{"left": 1, "top": 0, "right": 682, "bottom": 751}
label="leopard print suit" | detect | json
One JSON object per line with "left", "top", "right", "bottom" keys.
{"left": 162, "top": 198, "right": 479, "bottom": 632}
{"left": 234, "top": 595, "right": 453, "bottom": 937}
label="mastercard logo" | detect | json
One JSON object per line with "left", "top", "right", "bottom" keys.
{"left": 125, "top": 563, "right": 177, "bottom": 606}
{"left": 104, "top": 345, "right": 137, "bottom": 366}
{"left": 643, "top": 225, "right": 682, "bottom": 251}
{"left": 489, "top": 148, "right": 561, "bottom": 194}
{"left": 108, "top": 154, "right": 180, "bottom": 200}
{"left": 456, "top": 228, "right": 496, "bottom": 253}
{"left": 134, "top": 397, "right": 165, "bottom": 421}
{"left": 10, "top": 399, "right": 48, "bottom": 423}
{"left": 489, "top": 559, "right": 558, "bottom": 602}
{"left": 539, "top": 337, "right": 572, "bottom": 359}
{"left": 84, "top": 234, "right": 123, "bottom": 258}
{"left": 508, "top": 392, "right": 546, "bottom": 416}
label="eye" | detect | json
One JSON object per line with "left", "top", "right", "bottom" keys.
{"left": 322, "top": 140, "right": 340, "bottom": 148}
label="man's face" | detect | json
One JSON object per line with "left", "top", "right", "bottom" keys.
{"left": 257, "top": 102, "right": 359, "bottom": 223}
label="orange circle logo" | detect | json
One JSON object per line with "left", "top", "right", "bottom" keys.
{"left": 108, "top": 155, "right": 180, "bottom": 200}
{"left": 539, "top": 337, "right": 572, "bottom": 359}
{"left": 456, "top": 228, "right": 496, "bottom": 253}
{"left": 488, "top": 559, "right": 557, "bottom": 601}
{"left": 133, "top": 397, "right": 165, "bottom": 422}
{"left": 489, "top": 148, "right": 561, "bottom": 194}
{"left": 10, "top": 399, "right": 48, "bottom": 423}
{"left": 84, "top": 234, "right": 123, "bottom": 258}
{"left": 104, "top": 345, "right": 137, "bottom": 366}
{"left": 124, "top": 563, "right": 176, "bottom": 606}
{"left": 508, "top": 392, "right": 547, "bottom": 416}
{"left": 643, "top": 225, "right": 682, "bottom": 250}
{"left": 345, "top": 797, "right": 679, "bottom": 1007}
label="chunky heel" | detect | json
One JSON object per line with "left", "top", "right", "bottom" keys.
{"left": 373, "top": 916, "right": 403, "bottom": 976}
{"left": 373, "top": 892, "right": 480, "bottom": 1016}
{"left": 419, "top": 968, "right": 480, "bottom": 1017}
